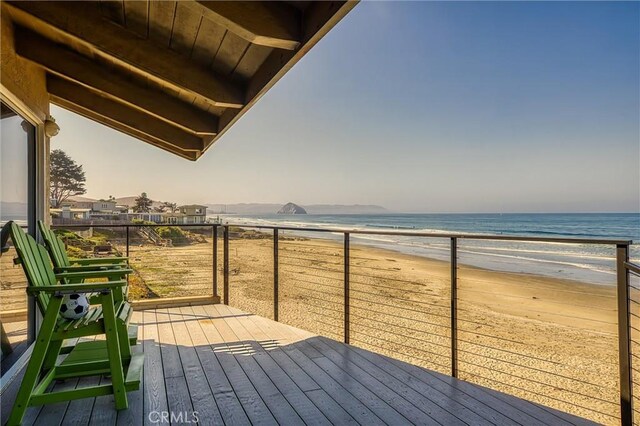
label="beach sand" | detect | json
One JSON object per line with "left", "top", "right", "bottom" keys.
{"left": 0, "top": 233, "right": 623, "bottom": 424}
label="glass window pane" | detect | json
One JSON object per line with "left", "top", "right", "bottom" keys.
{"left": 0, "top": 101, "right": 35, "bottom": 376}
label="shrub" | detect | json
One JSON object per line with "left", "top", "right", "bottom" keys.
{"left": 156, "top": 226, "right": 186, "bottom": 240}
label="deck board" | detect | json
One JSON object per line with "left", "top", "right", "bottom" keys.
{"left": 2, "top": 303, "right": 598, "bottom": 426}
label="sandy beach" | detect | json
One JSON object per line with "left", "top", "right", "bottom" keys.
{"left": 0, "top": 232, "right": 622, "bottom": 423}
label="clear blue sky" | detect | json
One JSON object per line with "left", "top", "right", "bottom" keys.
{"left": 51, "top": 1, "right": 640, "bottom": 213}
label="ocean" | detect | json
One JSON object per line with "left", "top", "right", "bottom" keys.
{"left": 213, "top": 213, "right": 640, "bottom": 285}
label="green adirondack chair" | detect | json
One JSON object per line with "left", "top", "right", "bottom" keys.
{"left": 37, "top": 221, "right": 138, "bottom": 347}
{"left": 38, "top": 220, "right": 130, "bottom": 299}
{"left": 6, "top": 222, "right": 143, "bottom": 426}
{"left": 38, "top": 220, "right": 128, "bottom": 269}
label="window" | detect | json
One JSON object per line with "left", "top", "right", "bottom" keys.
{"left": 0, "top": 101, "right": 36, "bottom": 377}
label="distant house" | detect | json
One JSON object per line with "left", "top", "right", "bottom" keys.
{"left": 50, "top": 206, "right": 91, "bottom": 220}
{"left": 61, "top": 198, "right": 117, "bottom": 214}
{"left": 92, "top": 200, "right": 117, "bottom": 213}
{"left": 163, "top": 205, "right": 207, "bottom": 224}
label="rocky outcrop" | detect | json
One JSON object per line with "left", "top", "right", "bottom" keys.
{"left": 277, "top": 202, "right": 307, "bottom": 214}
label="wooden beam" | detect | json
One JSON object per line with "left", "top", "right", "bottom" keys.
{"left": 186, "top": 1, "right": 301, "bottom": 51}
{"left": 48, "top": 76, "right": 206, "bottom": 156}
{"left": 15, "top": 27, "right": 219, "bottom": 136}
{"left": 6, "top": 1, "right": 245, "bottom": 108}
{"left": 52, "top": 94, "right": 199, "bottom": 161}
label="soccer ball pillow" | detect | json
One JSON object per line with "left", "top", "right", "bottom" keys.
{"left": 60, "top": 293, "right": 90, "bottom": 320}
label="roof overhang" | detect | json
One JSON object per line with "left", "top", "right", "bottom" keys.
{"left": 2, "top": 1, "right": 357, "bottom": 160}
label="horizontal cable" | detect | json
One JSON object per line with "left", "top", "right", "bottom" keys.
{"left": 458, "top": 360, "right": 616, "bottom": 406}
{"left": 280, "top": 261, "right": 342, "bottom": 275}
{"left": 349, "top": 303, "right": 450, "bottom": 331}
{"left": 280, "top": 263, "right": 342, "bottom": 279}
{"left": 348, "top": 315, "right": 450, "bottom": 350}
{"left": 282, "top": 283, "right": 343, "bottom": 303}
{"left": 351, "top": 328, "right": 450, "bottom": 361}
{"left": 348, "top": 288, "right": 450, "bottom": 313}
{"left": 458, "top": 288, "right": 615, "bottom": 313}
{"left": 457, "top": 336, "right": 563, "bottom": 366}
{"left": 352, "top": 340, "right": 452, "bottom": 373}
{"left": 279, "top": 275, "right": 343, "bottom": 292}
{"left": 457, "top": 341, "right": 617, "bottom": 393}
{"left": 285, "top": 295, "right": 343, "bottom": 314}
{"left": 349, "top": 279, "right": 448, "bottom": 301}
{"left": 349, "top": 270, "right": 449, "bottom": 291}
{"left": 457, "top": 326, "right": 545, "bottom": 347}
{"left": 457, "top": 299, "right": 617, "bottom": 326}
{"left": 351, "top": 331, "right": 451, "bottom": 368}
{"left": 458, "top": 369, "right": 617, "bottom": 420}
{"left": 280, "top": 265, "right": 344, "bottom": 282}
{"left": 348, "top": 295, "right": 451, "bottom": 321}
{"left": 279, "top": 254, "right": 342, "bottom": 267}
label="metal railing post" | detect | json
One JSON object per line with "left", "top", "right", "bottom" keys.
{"left": 223, "top": 225, "right": 229, "bottom": 305}
{"left": 451, "top": 237, "right": 458, "bottom": 378}
{"left": 344, "top": 232, "right": 350, "bottom": 344}
{"left": 212, "top": 225, "right": 218, "bottom": 299}
{"left": 617, "top": 244, "right": 632, "bottom": 426}
{"left": 274, "top": 228, "right": 279, "bottom": 321}
{"left": 125, "top": 225, "right": 130, "bottom": 258}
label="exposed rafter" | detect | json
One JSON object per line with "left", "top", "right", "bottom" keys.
{"left": 48, "top": 76, "right": 207, "bottom": 154}
{"left": 186, "top": 1, "right": 302, "bottom": 51}
{"left": 5, "top": 1, "right": 245, "bottom": 109}
{"left": 15, "top": 27, "right": 218, "bottom": 136}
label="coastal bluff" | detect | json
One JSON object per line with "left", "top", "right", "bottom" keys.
{"left": 277, "top": 203, "right": 307, "bottom": 214}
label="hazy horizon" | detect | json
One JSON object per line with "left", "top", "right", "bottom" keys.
{"left": 50, "top": 2, "right": 639, "bottom": 214}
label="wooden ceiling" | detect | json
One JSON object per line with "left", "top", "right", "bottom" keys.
{"left": 3, "top": 1, "right": 357, "bottom": 160}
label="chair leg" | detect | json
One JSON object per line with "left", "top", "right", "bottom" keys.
{"left": 7, "top": 297, "right": 63, "bottom": 426}
{"left": 100, "top": 292, "right": 128, "bottom": 410}
{"left": 42, "top": 339, "right": 63, "bottom": 371}
{"left": 117, "top": 319, "right": 132, "bottom": 361}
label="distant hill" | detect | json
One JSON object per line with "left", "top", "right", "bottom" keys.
{"left": 206, "top": 203, "right": 389, "bottom": 215}
{"left": 67, "top": 195, "right": 98, "bottom": 202}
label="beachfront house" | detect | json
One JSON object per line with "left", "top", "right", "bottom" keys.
{"left": 165, "top": 204, "right": 208, "bottom": 224}
{"left": 0, "top": 1, "right": 638, "bottom": 425}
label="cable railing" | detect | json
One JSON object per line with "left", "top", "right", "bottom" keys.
{"left": 49, "top": 222, "right": 636, "bottom": 424}
{"left": 626, "top": 260, "right": 640, "bottom": 426}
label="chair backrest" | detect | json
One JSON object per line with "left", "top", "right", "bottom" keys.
{"left": 9, "top": 222, "right": 56, "bottom": 314}
{"left": 38, "top": 220, "right": 71, "bottom": 268}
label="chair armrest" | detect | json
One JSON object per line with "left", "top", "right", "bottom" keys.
{"left": 54, "top": 264, "right": 128, "bottom": 273}
{"left": 27, "top": 280, "right": 127, "bottom": 295}
{"left": 70, "top": 257, "right": 128, "bottom": 265}
{"left": 55, "top": 269, "right": 133, "bottom": 281}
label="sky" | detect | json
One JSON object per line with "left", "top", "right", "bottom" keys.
{"left": 50, "top": 1, "right": 640, "bottom": 213}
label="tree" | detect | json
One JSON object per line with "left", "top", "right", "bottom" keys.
{"left": 50, "top": 149, "right": 86, "bottom": 208}
{"left": 133, "top": 192, "right": 153, "bottom": 212}
{"left": 161, "top": 201, "right": 177, "bottom": 213}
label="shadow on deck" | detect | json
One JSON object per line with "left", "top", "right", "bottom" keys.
{"left": 1, "top": 304, "right": 596, "bottom": 425}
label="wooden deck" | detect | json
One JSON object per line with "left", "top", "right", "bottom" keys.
{"left": 1, "top": 304, "right": 596, "bottom": 425}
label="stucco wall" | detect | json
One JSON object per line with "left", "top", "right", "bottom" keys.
{"left": 1, "top": 6, "right": 49, "bottom": 121}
